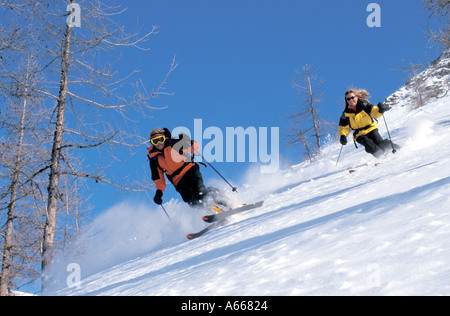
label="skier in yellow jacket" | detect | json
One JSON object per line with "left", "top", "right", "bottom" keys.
{"left": 338, "top": 89, "right": 399, "bottom": 157}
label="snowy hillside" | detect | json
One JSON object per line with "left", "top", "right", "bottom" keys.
{"left": 47, "top": 84, "right": 450, "bottom": 295}
{"left": 385, "top": 50, "right": 449, "bottom": 108}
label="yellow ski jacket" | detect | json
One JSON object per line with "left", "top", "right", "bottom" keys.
{"left": 338, "top": 101, "right": 383, "bottom": 139}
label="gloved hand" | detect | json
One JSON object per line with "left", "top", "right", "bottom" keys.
{"left": 340, "top": 135, "right": 348, "bottom": 146}
{"left": 178, "top": 133, "right": 191, "bottom": 147}
{"left": 153, "top": 190, "right": 163, "bottom": 205}
{"left": 177, "top": 133, "right": 193, "bottom": 159}
{"left": 377, "top": 102, "right": 391, "bottom": 114}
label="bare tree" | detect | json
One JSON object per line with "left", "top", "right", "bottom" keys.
{"left": 24, "top": 1, "right": 176, "bottom": 290}
{"left": 2, "top": 0, "right": 176, "bottom": 292}
{"left": 423, "top": 0, "right": 449, "bottom": 52}
{"left": 0, "top": 51, "right": 49, "bottom": 295}
{"left": 286, "top": 117, "right": 313, "bottom": 161}
{"left": 286, "top": 65, "right": 332, "bottom": 162}
{"left": 406, "top": 62, "right": 427, "bottom": 109}
{"left": 389, "top": 51, "right": 450, "bottom": 110}
{"left": 0, "top": 65, "right": 31, "bottom": 295}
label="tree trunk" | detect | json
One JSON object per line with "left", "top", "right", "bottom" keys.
{"left": 0, "top": 93, "right": 27, "bottom": 296}
{"left": 307, "top": 75, "right": 322, "bottom": 157}
{"left": 0, "top": 59, "right": 31, "bottom": 296}
{"left": 41, "top": 24, "right": 72, "bottom": 284}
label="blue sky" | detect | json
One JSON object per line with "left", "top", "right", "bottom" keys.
{"left": 90, "top": 0, "right": 441, "bottom": 212}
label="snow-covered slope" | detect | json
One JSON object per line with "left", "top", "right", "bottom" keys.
{"left": 46, "top": 91, "right": 450, "bottom": 296}
{"left": 384, "top": 50, "right": 449, "bottom": 108}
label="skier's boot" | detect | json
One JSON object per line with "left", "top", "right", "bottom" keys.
{"left": 211, "top": 204, "right": 225, "bottom": 214}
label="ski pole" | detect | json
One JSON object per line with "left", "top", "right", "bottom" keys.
{"left": 160, "top": 204, "right": 173, "bottom": 223}
{"left": 382, "top": 115, "right": 397, "bottom": 154}
{"left": 191, "top": 146, "right": 238, "bottom": 193}
{"left": 336, "top": 144, "right": 344, "bottom": 167}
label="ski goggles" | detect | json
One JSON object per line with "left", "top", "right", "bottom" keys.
{"left": 150, "top": 134, "right": 166, "bottom": 146}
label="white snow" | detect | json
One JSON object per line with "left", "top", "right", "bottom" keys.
{"left": 47, "top": 93, "right": 450, "bottom": 296}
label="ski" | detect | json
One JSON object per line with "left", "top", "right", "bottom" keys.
{"left": 202, "top": 200, "right": 264, "bottom": 223}
{"left": 186, "top": 221, "right": 222, "bottom": 240}
{"left": 186, "top": 201, "right": 264, "bottom": 240}
{"left": 349, "top": 163, "right": 381, "bottom": 173}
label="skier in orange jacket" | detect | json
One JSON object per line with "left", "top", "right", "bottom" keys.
{"left": 148, "top": 128, "right": 223, "bottom": 207}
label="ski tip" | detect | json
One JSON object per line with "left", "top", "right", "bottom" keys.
{"left": 202, "top": 215, "right": 215, "bottom": 223}
{"left": 349, "top": 169, "right": 356, "bottom": 173}
{"left": 186, "top": 234, "right": 194, "bottom": 240}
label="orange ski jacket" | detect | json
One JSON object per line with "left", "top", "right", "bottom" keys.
{"left": 148, "top": 138, "right": 201, "bottom": 192}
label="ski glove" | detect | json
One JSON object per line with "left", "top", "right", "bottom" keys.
{"left": 377, "top": 102, "right": 391, "bottom": 114}
{"left": 178, "top": 133, "right": 191, "bottom": 147}
{"left": 176, "top": 133, "right": 192, "bottom": 155}
{"left": 153, "top": 190, "right": 163, "bottom": 205}
{"left": 340, "top": 135, "right": 348, "bottom": 146}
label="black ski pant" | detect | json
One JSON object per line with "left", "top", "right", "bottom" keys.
{"left": 356, "top": 129, "right": 396, "bottom": 158}
{"left": 176, "top": 163, "right": 228, "bottom": 207}
{"left": 176, "top": 164, "right": 218, "bottom": 206}
{"left": 176, "top": 164, "right": 208, "bottom": 206}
